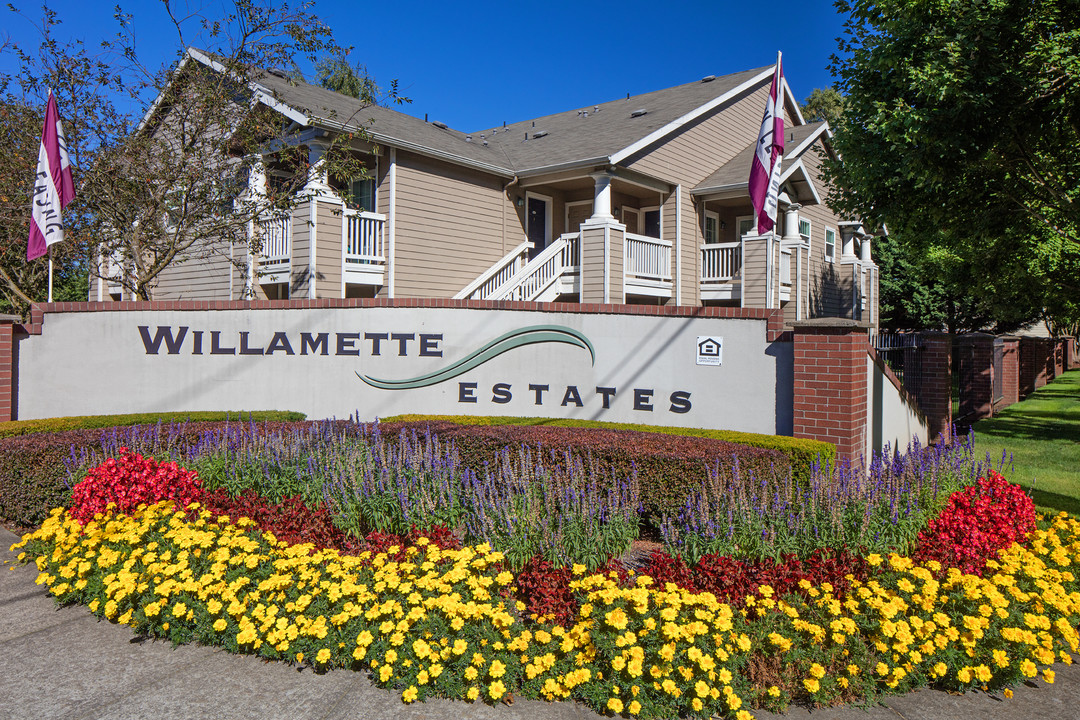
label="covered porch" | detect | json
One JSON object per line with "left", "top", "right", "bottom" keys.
{"left": 456, "top": 167, "right": 675, "bottom": 303}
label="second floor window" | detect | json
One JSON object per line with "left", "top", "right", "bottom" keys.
{"left": 348, "top": 177, "right": 376, "bottom": 212}
{"left": 799, "top": 218, "right": 811, "bottom": 241}
{"left": 825, "top": 227, "right": 837, "bottom": 262}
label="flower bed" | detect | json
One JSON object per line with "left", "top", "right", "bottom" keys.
{"left": 9, "top": 424, "right": 1072, "bottom": 718}
{"left": 13, "top": 487, "right": 1080, "bottom": 719}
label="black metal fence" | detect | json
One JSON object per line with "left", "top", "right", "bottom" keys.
{"left": 872, "top": 331, "right": 923, "bottom": 403}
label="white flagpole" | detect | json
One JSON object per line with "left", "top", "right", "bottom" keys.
{"left": 48, "top": 247, "right": 54, "bottom": 302}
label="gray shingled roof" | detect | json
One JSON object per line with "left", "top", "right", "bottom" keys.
{"left": 470, "top": 67, "right": 770, "bottom": 172}
{"left": 693, "top": 121, "right": 826, "bottom": 194}
{"left": 251, "top": 65, "right": 774, "bottom": 176}
{"left": 252, "top": 71, "right": 512, "bottom": 173}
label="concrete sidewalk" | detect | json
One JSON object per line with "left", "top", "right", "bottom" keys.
{"left": 3, "top": 526, "right": 1080, "bottom": 720}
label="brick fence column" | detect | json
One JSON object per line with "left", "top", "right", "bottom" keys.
{"left": 955, "top": 333, "right": 995, "bottom": 423}
{"left": 1019, "top": 337, "right": 1037, "bottom": 398}
{"left": 915, "top": 331, "right": 952, "bottom": 444}
{"left": 792, "top": 318, "right": 869, "bottom": 463}
{"left": 996, "top": 336, "right": 1020, "bottom": 412}
{"left": 0, "top": 315, "right": 18, "bottom": 422}
{"left": 1054, "top": 339, "right": 1065, "bottom": 377}
{"left": 1036, "top": 338, "right": 1051, "bottom": 388}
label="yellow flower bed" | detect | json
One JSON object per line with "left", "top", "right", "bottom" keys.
{"left": 12, "top": 502, "right": 1080, "bottom": 719}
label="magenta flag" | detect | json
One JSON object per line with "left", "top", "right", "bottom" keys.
{"left": 748, "top": 54, "right": 785, "bottom": 234}
{"left": 27, "top": 89, "right": 76, "bottom": 261}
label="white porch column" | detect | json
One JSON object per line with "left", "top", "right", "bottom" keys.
{"left": 244, "top": 157, "right": 268, "bottom": 300}
{"left": 860, "top": 234, "right": 873, "bottom": 262}
{"left": 840, "top": 225, "right": 858, "bottom": 258}
{"left": 589, "top": 171, "right": 615, "bottom": 220}
{"left": 782, "top": 203, "right": 801, "bottom": 241}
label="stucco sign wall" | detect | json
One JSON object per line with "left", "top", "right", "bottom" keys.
{"left": 15, "top": 306, "right": 792, "bottom": 434}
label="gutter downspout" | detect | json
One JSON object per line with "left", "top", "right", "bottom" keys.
{"left": 388, "top": 148, "right": 397, "bottom": 298}
{"left": 502, "top": 175, "right": 520, "bottom": 256}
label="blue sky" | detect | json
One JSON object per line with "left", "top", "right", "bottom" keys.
{"left": 1, "top": 0, "right": 847, "bottom": 131}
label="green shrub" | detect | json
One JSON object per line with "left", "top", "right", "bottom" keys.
{"left": 0, "top": 411, "right": 306, "bottom": 439}
{"left": 381, "top": 415, "right": 834, "bottom": 486}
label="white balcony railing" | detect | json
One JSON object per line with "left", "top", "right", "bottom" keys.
{"left": 342, "top": 210, "right": 386, "bottom": 285}
{"left": 255, "top": 213, "right": 291, "bottom": 283}
{"left": 343, "top": 210, "right": 386, "bottom": 262}
{"left": 700, "top": 242, "right": 742, "bottom": 282}
{"left": 624, "top": 233, "right": 672, "bottom": 281}
{"left": 257, "top": 214, "right": 291, "bottom": 264}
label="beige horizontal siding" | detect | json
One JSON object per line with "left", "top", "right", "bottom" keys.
{"left": 392, "top": 151, "right": 520, "bottom": 299}
{"left": 315, "top": 198, "right": 345, "bottom": 298}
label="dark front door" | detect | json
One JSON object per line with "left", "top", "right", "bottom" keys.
{"left": 527, "top": 196, "right": 549, "bottom": 259}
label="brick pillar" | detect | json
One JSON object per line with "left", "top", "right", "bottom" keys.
{"left": 1019, "top": 337, "right": 1037, "bottom": 398}
{"left": 996, "top": 336, "right": 1020, "bottom": 411}
{"left": 1054, "top": 339, "right": 1065, "bottom": 377}
{"left": 955, "top": 333, "right": 995, "bottom": 423}
{"left": 0, "top": 315, "right": 18, "bottom": 422}
{"left": 1036, "top": 339, "right": 1051, "bottom": 389}
{"left": 792, "top": 318, "right": 869, "bottom": 462}
{"left": 1068, "top": 337, "right": 1079, "bottom": 370}
{"left": 915, "top": 331, "right": 952, "bottom": 444}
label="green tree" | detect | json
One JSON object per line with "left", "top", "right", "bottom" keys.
{"left": 826, "top": 0, "right": 1079, "bottom": 332}
{"left": 799, "top": 87, "right": 844, "bottom": 125}
{"left": 874, "top": 231, "right": 1042, "bottom": 333}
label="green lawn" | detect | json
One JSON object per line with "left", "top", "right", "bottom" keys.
{"left": 971, "top": 369, "right": 1080, "bottom": 516}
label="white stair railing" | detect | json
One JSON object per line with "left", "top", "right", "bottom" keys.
{"left": 490, "top": 233, "right": 579, "bottom": 301}
{"left": 454, "top": 241, "right": 533, "bottom": 300}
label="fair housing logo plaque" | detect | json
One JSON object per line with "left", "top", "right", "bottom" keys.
{"left": 696, "top": 336, "right": 723, "bottom": 366}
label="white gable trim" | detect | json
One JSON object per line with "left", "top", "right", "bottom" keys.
{"left": 780, "top": 158, "right": 823, "bottom": 206}
{"left": 781, "top": 76, "right": 806, "bottom": 126}
{"left": 136, "top": 54, "right": 193, "bottom": 133}
{"left": 786, "top": 122, "right": 831, "bottom": 161}
{"left": 609, "top": 67, "right": 775, "bottom": 165}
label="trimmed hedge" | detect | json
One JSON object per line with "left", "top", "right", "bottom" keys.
{"left": 381, "top": 415, "right": 834, "bottom": 486}
{"left": 0, "top": 420, "right": 307, "bottom": 529}
{"left": 379, "top": 420, "right": 789, "bottom": 523}
{"left": 0, "top": 411, "right": 306, "bottom": 439}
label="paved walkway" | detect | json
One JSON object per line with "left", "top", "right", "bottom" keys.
{"left": 4, "top": 527, "right": 1080, "bottom": 720}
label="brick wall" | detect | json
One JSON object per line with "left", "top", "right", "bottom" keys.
{"left": 792, "top": 319, "right": 868, "bottom": 461}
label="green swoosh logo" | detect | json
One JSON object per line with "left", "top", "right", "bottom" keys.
{"left": 357, "top": 325, "right": 594, "bottom": 390}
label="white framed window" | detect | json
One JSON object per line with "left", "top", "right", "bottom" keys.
{"left": 799, "top": 218, "right": 811, "bottom": 241}
{"left": 704, "top": 210, "right": 719, "bottom": 244}
{"left": 347, "top": 177, "right": 376, "bottom": 212}
{"left": 736, "top": 215, "right": 754, "bottom": 239}
{"left": 824, "top": 227, "right": 837, "bottom": 262}
{"left": 641, "top": 206, "right": 661, "bottom": 239}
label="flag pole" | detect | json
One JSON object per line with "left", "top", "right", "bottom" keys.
{"left": 48, "top": 247, "right": 54, "bottom": 302}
